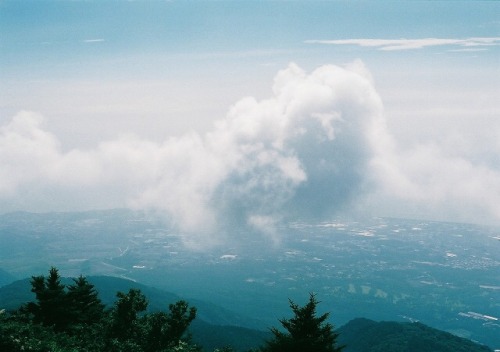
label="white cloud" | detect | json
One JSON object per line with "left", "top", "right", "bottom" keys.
{"left": 247, "top": 214, "right": 281, "bottom": 245}
{"left": 83, "top": 39, "right": 105, "bottom": 43}
{"left": 448, "top": 48, "right": 488, "bottom": 52}
{"left": 0, "top": 62, "right": 386, "bottom": 247}
{"left": 305, "top": 37, "right": 500, "bottom": 51}
{"left": 2, "top": 61, "right": 500, "bottom": 248}
{"left": 369, "top": 132, "right": 500, "bottom": 225}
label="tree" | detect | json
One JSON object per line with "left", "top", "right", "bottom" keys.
{"left": 4, "top": 268, "right": 207, "bottom": 351}
{"left": 66, "top": 275, "right": 105, "bottom": 326}
{"left": 164, "top": 300, "right": 197, "bottom": 343}
{"left": 261, "top": 293, "right": 344, "bottom": 352}
{"left": 26, "top": 267, "right": 70, "bottom": 331}
{"left": 109, "top": 288, "right": 148, "bottom": 341}
{"left": 144, "top": 300, "right": 198, "bottom": 352}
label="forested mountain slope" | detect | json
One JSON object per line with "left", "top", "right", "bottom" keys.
{"left": 338, "top": 318, "right": 493, "bottom": 352}
{"left": 1, "top": 274, "right": 494, "bottom": 351}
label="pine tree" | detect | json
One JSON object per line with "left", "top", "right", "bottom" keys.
{"left": 164, "top": 300, "right": 197, "bottom": 343}
{"left": 144, "top": 300, "right": 197, "bottom": 352}
{"left": 261, "top": 293, "right": 344, "bottom": 352}
{"left": 66, "top": 275, "right": 105, "bottom": 325}
{"left": 109, "top": 288, "right": 148, "bottom": 341}
{"left": 27, "top": 267, "right": 70, "bottom": 331}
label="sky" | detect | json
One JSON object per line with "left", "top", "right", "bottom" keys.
{"left": 1, "top": 1, "right": 499, "bottom": 246}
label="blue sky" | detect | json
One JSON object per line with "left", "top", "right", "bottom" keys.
{"left": 2, "top": 1, "right": 498, "bottom": 77}
{"left": 1, "top": 1, "right": 499, "bottom": 245}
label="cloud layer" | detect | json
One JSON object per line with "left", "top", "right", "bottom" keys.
{"left": 1, "top": 62, "right": 500, "bottom": 248}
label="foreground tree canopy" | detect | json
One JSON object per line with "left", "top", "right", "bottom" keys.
{"left": 0, "top": 267, "right": 200, "bottom": 352}
{"left": 261, "top": 293, "right": 344, "bottom": 352}
{"left": 1, "top": 267, "right": 493, "bottom": 352}
{"left": 1, "top": 267, "right": 494, "bottom": 352}
{"left": 0, "top": 268, "right": 347, "bottom": 352}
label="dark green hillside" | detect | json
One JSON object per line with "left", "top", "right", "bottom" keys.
{"left": 0, "top": 271, "right": 495, "bottom": 352}
{"left": 0, "top": 274, "right": 270, "bottom": 351}
{"left": 0, "top": 278, "right": 31, "bottom": 310}
{"left": 0, "top": 276, "right": 177, "bottom": 312}
{"left": 86, "top": 276, "right": 180, "bottom": 310}
{"left": 191, "top": 320, "right": 271, "bottom": 351}
{"left": 0, "top": 275, "right": 263, "bottom": 329}
{"left": 0, "top": 268, "right": 263, "bottom": 351}
{"left": 338, "top": 318, "right": 493, "bottom": 352}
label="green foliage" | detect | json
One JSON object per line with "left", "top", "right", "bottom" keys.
{"left": 213, "top": 347, "right": 237, "bottom": 352}
{"left": 0, "top": 267, "right": 202, "bottom": 352}
{"left": 27, "top": 267, "right": 70, "bottom": 331}
{"left": 166, "top": 300, "right": 197, "bottom": 342}
{"left": 261, "top": 293, "right": 344, "bottom": 352}
{"left": 144, "top": 300, "right": 197, "bottom": 352}
{"left": 66, "top": 275, "right": 105, "bottom": 325}
{"left": 0, "top": 312, "right": 60, "bottom": 352}
{"left": 166, "top": 340, "right": 202, "bottom": 352}
{"left": 3, "top": 267, "right": 491, "bottom": 352}
{"left": 108, "top": 288, "right": 148, "bottom": 342}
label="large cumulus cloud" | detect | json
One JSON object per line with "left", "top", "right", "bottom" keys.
{"left": 132, "top": 62, "right": 386, "bottom": 245}
{"left": 3, "top": 62, "right": 499, "bottom": 248}
{"left": 0, "top": 63, "right": 385, "bottom": 247}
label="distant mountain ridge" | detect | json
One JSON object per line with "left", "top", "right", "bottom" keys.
{"left": 0, "top": 269, "right": 16, "bottom": 288}
{"left": 338, "top": 318, "right": 493, "bottom": 352}
{"left": 0, "top": 275, "right": 262, "bottom": 329}
{"left": 0, "top": 275, "right": 270, "bottom": 351}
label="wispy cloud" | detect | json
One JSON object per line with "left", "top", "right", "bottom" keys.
{"left": 448, "top": 48, "right": 488, "bottom": 52}
{"left": 83, "top": 39, "right": 105, "bottom": 43}
{"left": 305, "top": 37, "right": 500, "bottom": 51}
